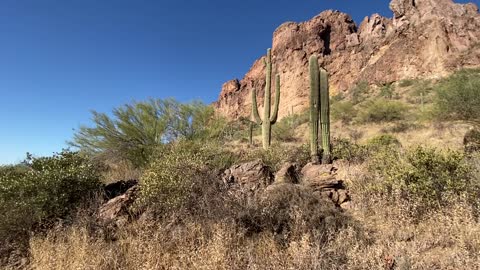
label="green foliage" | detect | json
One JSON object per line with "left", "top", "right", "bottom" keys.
{"left": 331, "top": 101, "right": 357, "bottom": 124}
{"left": 464, "top": 129, "right": 480, "bottom": 153}
{"left": 71, "top": 98, "right": 216, "bottom": 167}
{"left": 366, "top": 134, "right": 401, "bottom": 151}
{"left": 368, "top": 146, "right": 479, "bottom": 217}
{"left": 332, "top": 138, "right": 368, "bottom": 163}
{"left": 351, "top": 81, "right": 370, "bottom": 104}
{"left": 272, "top": 112, "right": 307, "bottom": 142}
{"left": 139, "top": 141, "right": 235, "bottom": 211}
{"left": 434, "top": 68, "right": 480, "bottom": 125}
{"left": 398, "top": 79, "right": 415, "bottom": 88}
{"left": 0, "top": 151, "right": 101, "bottom": 239}
{"left": 252, "top": 48, "right": 281, "bottom": 150}
{"left": 241, "top": 144, "right": 310, "bottom": 171}
{"left": 378, "top": 83, "right": 396, "bottom": 99}
{"left": 357, "top": 99, "right": 408, "bottom": 123}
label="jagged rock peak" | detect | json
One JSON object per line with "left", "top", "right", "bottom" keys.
{"left": 214, "top": 0, "right": 480, "bottom": 121}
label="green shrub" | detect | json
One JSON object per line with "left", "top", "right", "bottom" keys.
{"left": 240, "top": 144, "right": 310, "bottom": 171}
{"left": 357, "top": 99, "right": 408, "bottom": 123}
{"left": 366, "top": 134, "right": 401, "bottom": 151}
{"left": 331, "top": 101, "right": 357, "bottom": 124}
{"left": 272, "top": 112, "right": 308, "bottom": 142}
{"left": 464, "top": 128, "right": 480, "bottom": 153}
{"left": 0, "top": 151, "right": 101, "bottom": 240}
{"left": 378, "top": 83, "right": 395, "bottom": 99}
{"left": 139, "top": 141, "right": 235, "bottom": 211}
{"left": 398, "top": 79, "right": 415, "bottom": 88}
{"left": 351, "top": 81, "right": 370, "bottom": 104}
{"left": 434, "top": 68, "right": 480, "bottom": 125}
{"left": 332, "top": 138, "right": 368, "bottom": 163}
{"left": 368, "top": 146, "right": 479, "bottom": 217}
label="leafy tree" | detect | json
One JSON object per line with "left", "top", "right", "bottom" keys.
{"left": 71, "top": 98, "right": 217, "bottom": 167}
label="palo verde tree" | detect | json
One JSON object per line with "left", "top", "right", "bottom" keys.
{"left": 252, "top": 48, "right": 281, "bottom": 150}
{"left": 70, "top": 98, "right": 215, "bottom": 167}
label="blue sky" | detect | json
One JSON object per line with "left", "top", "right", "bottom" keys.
{"left": 0, "top": 0, "right": 478, "bottom": 164}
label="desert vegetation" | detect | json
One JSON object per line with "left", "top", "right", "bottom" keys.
{"left": 1, "top": 68, "right": 480, "bottom": 270}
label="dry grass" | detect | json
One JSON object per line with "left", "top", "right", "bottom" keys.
{"left": 28, "top": 164, "right": 480, "bottom": 270}
{"left": 28, "top": 203, "right": 480, "bottom": 270}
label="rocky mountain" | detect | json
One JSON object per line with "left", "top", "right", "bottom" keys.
{"left": 214, "top": 0, "right": 480, "bottom": 120}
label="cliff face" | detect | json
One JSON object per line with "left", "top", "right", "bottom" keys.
{"left": 214, "top": 0, "right": 480, "bottom": 120}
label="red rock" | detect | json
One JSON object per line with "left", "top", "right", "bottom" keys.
{"left": 214, "top": 0, "right": 480, "bottom": 121}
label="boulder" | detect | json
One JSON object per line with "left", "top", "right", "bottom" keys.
{"left": 274, "top": 162, "right": 299, "bottom": 184}
{"left": 300, "top": 163, "right": 350, "bottom": 207}
{"left": 98, "top": 183, "right": 138, "bottom": 225}
{"left": 222, "top": 160, "right": 274, "bottom": 200}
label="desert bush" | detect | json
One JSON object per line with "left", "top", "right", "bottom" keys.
{"left": 351, "top": 81, "right": 370, "bottom": 104}
{"left": 239, "top": 144, "right": 310, "bottom": 171}
{"left": 272, "top": 112, "right": 308, "bottom": 142}
{"left": 332, "top": 138, "right": 368, "bottom": 163}
{"left": 378, "top": 83, "right": 396, "bottom": 99}
{"left": 464, "top": 128, "right": 480, "bottom": 153}
{"left": 357, "top": 99, "right": 408, "bottom": 123}
{"left": 0, "top": 151, "right": 101, "bottom": 262}
{"left": 434, "top": 68, "right": 480, "bottom": 125}
{"left": 239, "top": 184, "right": 352, "bottom": 244}
{"left": 331, "top": 101, "right": 357, "bottom": 124}
{"left": 398, "top": 79, "right": 415, "bottom": 88}
{"left": 367, "top": 146, "right": 479, "bottom": 218}
{"left": 139, "top": 141, "right": 235, "bottom": 213}
{"left": 366, "top": 134, "right": 401, "bottom": 151}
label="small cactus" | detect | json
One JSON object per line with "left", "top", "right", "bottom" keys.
{"left": 252, "top": 48, "right": 281, "bottom": 150}
{"left": 309, "top": 55, "right": 332, "bottom": 164}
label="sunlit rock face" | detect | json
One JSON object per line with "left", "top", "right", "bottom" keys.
{"left": 214, "top": 0, "right": 480, "bottom": 121}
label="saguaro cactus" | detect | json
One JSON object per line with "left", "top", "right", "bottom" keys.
{"left": 309, "top": 55, "right": 332, "bottom": 164}
{"left": 252, "top": 48, "right": 280, "bottom": 150}
{"left": 320, "top": 67, "right": 331, "bottom": 164}
{"left": 309, "top": 56, "right": 321, "bottom": 163}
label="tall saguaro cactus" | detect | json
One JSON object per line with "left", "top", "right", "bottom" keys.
{"left": 309, "top": 55, "right": 332, "bottom": 164}
{"left": 309, "top": 56, "right": 321, "bottom": 163}
{"left": 252, "top": 48, "right": 280, "bottom": 150}
{"left": 320, "top": 67, "right": 331, "bottom": 164}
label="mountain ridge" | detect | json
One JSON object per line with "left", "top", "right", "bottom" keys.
{"left": 214, "top": 0, "right": 480, "bottom": 120}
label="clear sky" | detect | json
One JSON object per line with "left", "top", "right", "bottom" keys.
{"left": 0, "top": 0, "right": 478, "bottom": 164}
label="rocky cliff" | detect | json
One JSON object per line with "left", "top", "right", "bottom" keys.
{"left": 214, "top": 0, "right": 480, "bottom": 120}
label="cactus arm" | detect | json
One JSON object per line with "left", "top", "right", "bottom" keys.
{"left": 320, "top": 67, "right": 332, "bottom": 164}
{"left": 309, "top": 56, "right": 320, "bottom": 163}
{"left": 251, "top": 87, "right": 263, "bottom": 125}
{"left": 269, "top": 74, "right": 280, "bottom": 124}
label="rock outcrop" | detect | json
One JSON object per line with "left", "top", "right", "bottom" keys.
{"left": 222, "top": 160, "right": 274, "bottom": 200}
{"left": 214, "top": 0, "right": 480, "bottom": 120}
